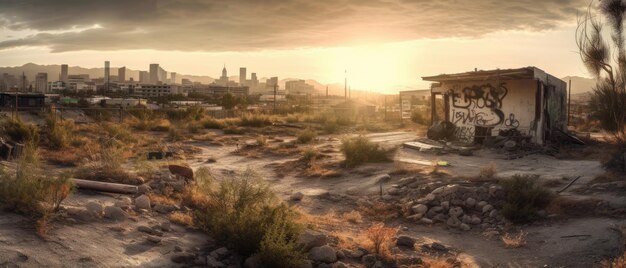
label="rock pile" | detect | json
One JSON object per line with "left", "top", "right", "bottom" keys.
{"left": 394, "top": 181, "right": 507, "bottom": 231}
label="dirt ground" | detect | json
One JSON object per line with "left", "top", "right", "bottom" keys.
{"left": 0, "top": 130, "right": 625, "bottom": 267}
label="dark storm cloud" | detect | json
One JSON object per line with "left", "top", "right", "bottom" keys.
{"left": 0, "top": 0, "right": 588, "bottom": 52}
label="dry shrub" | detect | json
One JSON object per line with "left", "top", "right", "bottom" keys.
{"left": 501, "top": 231, "right": 526, "bottom": 248}
{"left": 421, "top": 258, "right": 456, "bottom": 268}
{"left": 297, "top": 128, "right": 316, "bottom": 144}
{"left": 301, "top": 147, "right": 319, "bottom": 162}
{"left": 360, "top": 201, "right": 399, "bottom": 222}
{"left": 545, "top": 196, "right": 601, "bottom": 217}
{"left": 1, "top": 116, "right": 39, "bottom": 143}
{"left": 590, "top": 172, "right": 624, "bottom": 184}
{"left": 341, "top": 136, "right": 390, "bottom": 167}
{"left": 44, "top": 113, "right": 75, "bottom": 150}
{"left": 148, "top": 192, "right": 179, "bottom": 206}
{"left": 600, "top": 252, "right": 626, "bottom": 268}
{"left": 366, "top": 222, "right": 398, "bottom": 258}
{"left": 256, "top": 135, "right": 268, "bottom": 147}
{"left": 240, "top": 113, "right": 272, "bottom": 127}
{"left": 168, "top": 127, "right": 184, "bottom": 141}
{"left": 201, "top": 117, "right": 226, "bottom": 129}
{"left": 479, "top": 163, "right": 497, "bottom": 179}
{"left": 343, "top": 210, "right": 363, "bottom": 224}
{"left": 0, "top": 144, "right": 73, "bottom": 236}
{"left": 389, "top": 163, "right": 423, "bottom": 176}
{"left": 169, "top": 212, "right": 194, "bottom": 227}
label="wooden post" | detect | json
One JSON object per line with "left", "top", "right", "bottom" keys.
{"left": 72, "top": 179, "right": 138, "bottom": 194}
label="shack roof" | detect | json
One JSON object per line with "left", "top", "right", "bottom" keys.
{"left": 422, "top": 67, "right": 542, "bottom": 83}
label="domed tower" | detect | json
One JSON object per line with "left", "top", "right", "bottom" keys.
{"left": 221, "top": 65, "right": 227, "bottom": 79}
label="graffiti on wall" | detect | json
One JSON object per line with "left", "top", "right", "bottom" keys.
{"left": 450, "top": 83, "right": 516, "bottom": 128}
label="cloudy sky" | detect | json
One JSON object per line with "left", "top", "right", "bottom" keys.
{"left": 0, "top": 0, "right": 592, "bottom": 92}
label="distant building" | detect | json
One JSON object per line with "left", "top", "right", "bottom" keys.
{"left": 104, "top": 61, "right": 110, "bottom": 85}
{"left": 0, "top": 92, "right": 46, "bottom": 108}
{"left": 133, "top": 84, "right": 180, "bottom": 98}
{"left": 1, "top": 73, "right": 18, "bottom": 90}
{"left": 239, "top": 67, "right": 246, "bottom": 85}
{"left": 48, "top": 81, "right": 66, "bottom": 92}
{"left": 170, "top": 72, "right": 177, "bottom": 84}
{"left": 35, "top": 73, "right": 48, "bottom": 93}
{"left": 118, "top": 66, "right": 126, "bottom": 82}
{"left": 181, "top": 78, "right": 192, "bottom": 86}
{"left": 149, "top": 64, "right": 159, "bottom": 84}
{"left": 139, "top": 71, "right": 149, "bottom": 83}
{"left": 60, "top": 64, "right": 68, "bottom": 83}
{"left": 158, "top": 67, "right": 167, "bottom": 83}
{"left": 67, "top": 74, "right": 95, "bottom": 91}
{"left": 214, "top": 66, "right": 232, "bottom": 86}
{"left": 285, "top": 80, "right": 314, "bottom": 95}
{"left": 251, "top": 73, "right": 258, "bottom": 87}
{"left": 207, "top": 85, "right": 249, "bottom": 95}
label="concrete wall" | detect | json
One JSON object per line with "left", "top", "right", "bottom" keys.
{"left": 435, "top": 79, "right": 539, "bottom": 142}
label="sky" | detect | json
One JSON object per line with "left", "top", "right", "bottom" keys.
{"left": 0, "top": 0, "right": 594, "bottom": 93}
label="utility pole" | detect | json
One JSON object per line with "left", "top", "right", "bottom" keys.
{"left": 344, "top": 70, "right": 347, "bottom": 100}
{"left": 567, "top": 79, "right": 572, "bottom": 126}
{"left": 326, "top": 85, "right": 328, "bottom": 97}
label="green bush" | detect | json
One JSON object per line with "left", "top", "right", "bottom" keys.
{"left": 500, "top": 175, "right": 552, "bottom": 223}
{"left": 341, "top": 136, "right": 390, "bottom": 167}
{"left": 301, "top": 147, "right": 319, "bottom": 162}
{"left": 45, "top": 114, "right": 75, "bottom": 150}
{"left": 1, "top": 117, "right": 39, "bottom": 144}
{"left": 297, "top": 128, "right": 316, "bottom": 144}
{"left": 194, "top": 170, "right": 304, "bottom": 263}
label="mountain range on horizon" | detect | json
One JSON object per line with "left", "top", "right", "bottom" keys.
{"left": 0, "top": 63, "right": 599, "bottom": 95}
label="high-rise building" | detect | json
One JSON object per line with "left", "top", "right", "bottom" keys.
{"left": 239, "top": 67, "right": 246, "bottom": 85}
{"left": 251, "top": 73, "right": 258, "bottom": 86}
{"left": 139, "top": 71, "right": 149, "bottom": 83}
{"left": 118, "top": 66, "right": 126, "bottom": 82}
{"left": 158, "top": 67, "right": 167, "bottom": 83}
{"left": 60, "top": 64, "right": 68, "bottom": 83}
{"left": 285, "top": 80, "right": 315, "bottom": 95}
{"left": 170, "top": 72, "right": 177, "bottom": 84}
{"left": 104, "top": 61, "right": 110, "bottom": 84}
{"left": 35, "top": 72, "right": 48, "bottom": 93}
{"left": 149, "top": 64, "right": 159, "bottom": 84}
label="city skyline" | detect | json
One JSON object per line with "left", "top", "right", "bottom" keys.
{"left": 0, "top": 0, "right": 593, "bottom": 92}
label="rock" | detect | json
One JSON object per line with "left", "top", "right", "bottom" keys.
{"left": 449, "top": 207, "right": 463, "bottom": 218}
{"left": 309, "top": 245, "right": 337, "bottom": 263}
{"left": 210, "top": 247, "right": 229, "bottom": 260}
{"left": 446, "top": 216, "right": 461, "bottom": 228}
{"left": 332, "top": 262, "right": 348, "bottom": 268}
{"left": 299, "top": 260, "right": 313, "bottom": 268}
{"left": 138, "top": 184, "right": 152, "bottom": 194}
{"left": 174, "top": 246, "right": 183, "bottom": 252}
{"left": 115, "top": 197, "right": 132, "bottom": 209}
{"left": 290, "top": 192, "right": 304, "bottom": 201}
{"left": 161, "top": 222, "right": 171, "bottom": 232}
{"left": 387, "top": 187, "right": 400, "bottom": 195}
{"left": 154, "top": 204, "right": 178, "bottom": 214}
{"left": 336, "top": 250, "right": 346, "bottom": 259}
{"left": 244, "top": 254, "right": 262, "bottom": 268}
{"left": 504, "top": 140, "right": 516, "bottom": 149}
{"left": 298, "top": 230, "right": 327, "bottom": 251}
{"left": 412, "top": 204, "right": 428, "bottom": 214}
{"left": 381, "top": 194, "right": 393, "bottom": 201}
{"left": 171, "top": 252, "right": 196, "bottom": 264}
{"left": 171, "top": 181, "right": 187, "bottom": 193}
{"left": 104, "top": 206, "right": 128, "bottom": 221}
{"left": 476, "top": 201, "right": 488, "bottom": 211}
{"left": 206, "top": 255, "right": 225, "bottom": 268}
{"left": 138, "top": 226, "right": 162, "bottom": 236}
{"left": 76, "top": 209, "right": 97, "bottom": 222}
{"left": 482, "top": 204, "right": 494, "bottom": 213}
{"left": 350, "top": 249, "right": 366, "bottom": 258}
{"left": 316, "top": 263, "right": 332, "bottom": 268}
{"left": 483, "top": 230, "right": 500, "bottom": 239}
{"left": 376, "top": 174, "right": 391, "bottom": 182}
{"left": 450, "top": 199, "right": 464, "bottom": 206}
{"left": 147, "top": 235, "right": 161, "bottom": 243}
{"left": 396, "top": 235, "right": 416, "bottom": 249}
{"left": 85, "top": 202, "right": 104, "bottom": 216}
{"left": 460, "top": 223, "right": 471, "bottom": 231}
{"left": 459, "top": 149, "right": 473, "bottom": 156}
{"left": 397, "top": 177, "right": 417, "bottom": 187}
{"left": 430, "top": 242, "right": 448, "bottom": 252}
{"left": 489, "top": 209, "right": 499, "bottom": 218}
{"left": 440, "top": 201, "right": 450, "bottom": 211}
{"left": 470, "top": 215, "right": 482, "bottom": 225}
{"left": 442, "top": 184, "right": 460, "bottom": 195}
{"left": 406, "top": 213, "right": 424, "bottom": 221}
{"left": 431, "top": 187, "right": 444, "bottom": 195}
{"left": 429, "top": 206, "right": 443, "bottom": 214}
{"left": 420, "top": 217, "right": 433, "bottom": 224}
{"left": 361, "top": 254, "right": 377, "bottom": 268}
{"left": 135, "top": 195, "right": 151, "bottom": 211}
{"left": 465, "top": 198, "right": 476, "bottom": 208}
{"left": 433, "top": 213, "right": 447, "bottom": 222}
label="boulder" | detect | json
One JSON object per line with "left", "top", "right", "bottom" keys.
{"left": 406, "top": 214, "right": 424, "bottom": 221}
{"left": 460, "top": 223, "right": 471, "bottom": 231}
{"left": 446, "top": 216, "right": 461, "bottom": 228}
{"left": 147, "top": 235, "right": 162, "bottom": 244}
{"left": 114, "top": 197, "right": 132, "bottom": 209}
{"left": 361, "top": 254, "right": 377, "bottom": 268}
{"left": 154, "top": 204, "right": 178, "bottom": 214}
{"left": 411, "top": 204, "right": 428, "bottom": 214}
{"left": 420, "top": 217, "right": 433, "bottom": 224}
{"left": 465, "top": 197, "right": 476, "bottom": 208}
{"left": 482, "top": 204, "right": 494, "bottom": 213}
{"left": 206, "top": 255, "right": 225, "bottom": 268}
{"left": 134, "top": 195, "right": 151, "bottom": 211}
{"left": 290, "top": 192, "right": 304, "bottom": 201}
{"left": 298, "top": 230, "right": 327, "bottom": 251}
{"left": 332, "top": 262, "right": 348, "bottom": 268}
{"left": 350, "top": 249, "right": 366, "bottom": 259}
{"left": 309, "top": 245, "right": 337, "bottom": 263}
{"left": 397, "top": 177, "right": 417, "bottom": 187}
{"left": 210, "top": 247, "right": 229, "bottom": 260}
{"left": 138, "top": 184, "right": 152, "bottom": 194}
{"left": 104, "top": 206, "right": 128, "bottom": 221}
{"left": 171, "top": 252, "right": 196, "bottom": 264}
{"left": 470, "top": 215, "right": 482, "bottom": 225}
{"left": 243, "top": 254, "right": 262, "bottom": 268}
{"left": 476, "top": 201, "right": 488, "bottom": 211}
{"left": 428, "top": 206, "right": 443, "bottom": 214}
{"left": 85, "top": 202, "right": 104, "bottom": 216}
{"left": 396, "top": 235, "right": 416, "bottom": 249}
{"left": 440, "top": 201, "right": 450, "bottom": 211}
{"left": 449, "top": 207, "right": 463, "bottom": 218}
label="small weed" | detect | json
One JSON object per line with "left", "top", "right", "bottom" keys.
{"left": 500, "top": 175, "right": 552, "bottom": 223}
{"left": 343, "top": 210, "right": 363, "bottom": 224}
{"left": 501, "top": 231, "right": 527, "bottom": 248}
{"left": 366, "top": 222, "right": 398, "bottom": 258}
{"left": 169, "top": 212, "right": 194, "bottom": 227}
{"left": 297, "top": 128, "right": 317, "bottom": 144}
{"left": 341, "top": 136, "right": 390, "bottom": 167}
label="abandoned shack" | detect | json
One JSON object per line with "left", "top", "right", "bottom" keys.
{"left": 422, "top": 67, "right": 567, "bottom": 145}
{"left": 0, "top": 92, "right": 46, "bottom": 109}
